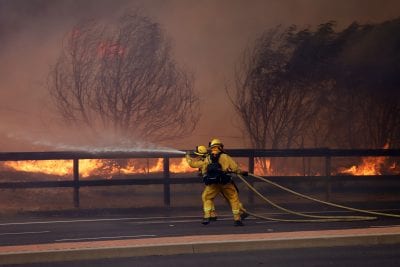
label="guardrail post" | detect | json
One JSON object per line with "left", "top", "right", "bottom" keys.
{"left": 73, "top": 159, "right": 80, "bottom": 208}
{"left": 163, "top": 156, "right": 170, "bottom": 206}
{"left": 325, "top": 155, "right": 331, "bottom": 201}
{"left": 248, "top": 155, "right": 255, "bottom": 204}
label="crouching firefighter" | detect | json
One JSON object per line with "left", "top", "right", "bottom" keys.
{"left": 203, "top": 138, "right": 249, "bottom": 226}
{"left": 185, "top": 145, "right": 218, "bottom": 223}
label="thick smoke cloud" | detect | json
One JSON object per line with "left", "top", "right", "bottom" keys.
{"left": 0, "top": 0, "right": 399, "bottom": 151}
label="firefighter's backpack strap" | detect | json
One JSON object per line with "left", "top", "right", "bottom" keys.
{"left": 204, "top": 153, "right": 231, "bottom": 185}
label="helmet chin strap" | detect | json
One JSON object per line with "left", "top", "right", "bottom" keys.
{"left": 211, "top": 147, "right": 221, "bottom": 155}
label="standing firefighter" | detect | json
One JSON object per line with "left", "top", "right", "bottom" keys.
{"left": 185, "top": 145, "right": 218, "bottom": 223}
{"left": 204, "top": 138, "right": 249, "bottom": 226}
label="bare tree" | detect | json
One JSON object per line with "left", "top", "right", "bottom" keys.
{"left": 231, "top": 19, "right": 400, "bottom": 151}
{"left": 49, "top": 13, "right": 199, "bottom": 143}
{"left": 323, "top": 20, "right": 400, "bottom": 149}
{"left": 230, "top": 27, "right": 322, "bottom": 149}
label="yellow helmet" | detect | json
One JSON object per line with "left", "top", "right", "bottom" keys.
{"left": 194, "top": 145, "right": 208, "bottom": 156}
{"left": 209, "top": 138, "right": 224, "bottom": 149}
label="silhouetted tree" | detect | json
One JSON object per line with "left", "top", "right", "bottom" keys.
{"left": 231, "top": 18, "right": 400, "bottom": 149}
{"left": 49, "top": 13, "right": 199, "bottom": 143}
{"left": 331, "top": 20, "right": 400, "bottom": 148}
{"left": 230, "top": 26, "right": 323, "bottom": 149}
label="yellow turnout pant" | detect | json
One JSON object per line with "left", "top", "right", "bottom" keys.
{"left": 202, "top": 182, "right": 242, "bottom": 221}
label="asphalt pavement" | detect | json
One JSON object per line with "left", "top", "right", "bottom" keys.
{"left": 1, "top": 206, "right": 400, "bottom": 265}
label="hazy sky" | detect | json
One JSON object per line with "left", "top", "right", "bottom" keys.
{"left": 1, "top": 0, "right": 399, "bottom": 151}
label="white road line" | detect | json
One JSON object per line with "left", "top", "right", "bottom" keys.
{"left": 0, "top": 213, "right": 298, "bottom": 226}
{"left": 0, "top": 231, "right": 50, "bottom": 236}
{"left": 1, "top": 208, "right": 398, "bottom": 226}
{"left": 0, "top": 216, "right": 202, "bottom": 226}
{"left": 128, "top": 219, "right": 207, "bottom": 224}
{"left": 55, "top": 234, "right": 156, "bottom": 242}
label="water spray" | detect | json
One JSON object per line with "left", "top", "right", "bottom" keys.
{"left": 4, "top": 131, "right": 187, "bottom": 155}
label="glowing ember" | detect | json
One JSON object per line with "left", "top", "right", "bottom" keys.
{"left": 97, "top": 42, "right": 125, "bottom": 58}
{"left": 389, "top": 162, "right": 397, "bottom": 171}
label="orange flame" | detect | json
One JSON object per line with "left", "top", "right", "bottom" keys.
{"left": 337, "top": 143, "right": 395, "bottom": 176}
{"left": 3, "top": 146, "right": 398, "bottom": 178}
{"left": 254, "top": 158, "right": 273, "bottom": 176}
{"left": 4, "top": 160, "right": 73, "bottom": 176}
{"left": 170, "top": 158, "right": 194, "bottom": 173}
{"left": 338, "top": 156, "right": 386, "bottom": 175}
{"left": 3, "top": 158, "right": 195, "bottom": 178}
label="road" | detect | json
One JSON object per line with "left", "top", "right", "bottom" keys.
{"left": 1, "top": 206, "right": 400, "bottom": 265}
{"left": 1, "top": 207, "right": 400, "bottom": 247}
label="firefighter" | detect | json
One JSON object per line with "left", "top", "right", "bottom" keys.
{"left": 204, "top": 138, "right": 249, "bottom": 226}
{"left": 185, "top": 145, "right": 218, "bottom": 224}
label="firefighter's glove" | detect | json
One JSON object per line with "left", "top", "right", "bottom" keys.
{"left": 240, "top": 171, "right": 249, "bottom": 176}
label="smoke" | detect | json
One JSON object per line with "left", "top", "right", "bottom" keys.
{"left": 1, "top": 0, "right": 399, "bottom": 151}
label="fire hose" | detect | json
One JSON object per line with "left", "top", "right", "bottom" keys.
{"left": 236, "top": 173, "right": 400, "bottom": 222}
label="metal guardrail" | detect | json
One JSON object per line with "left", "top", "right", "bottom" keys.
{"left": 0, "top": 149, "right": 399, "bottom": 208}
{"left": 1, "top": 148, "right": 400, "bottom": 161}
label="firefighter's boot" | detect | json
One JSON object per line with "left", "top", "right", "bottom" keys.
{"left": 234, "top": 220, "right": 244, "bottom": 226}
{"left": 240, "top": 211, "right": 249, "bottom": 220}
{"left": 210, "top": 210, "right": 217, "bottom": 221}
{"left": 202, "top": 218, "right": 210, "bottom": 225}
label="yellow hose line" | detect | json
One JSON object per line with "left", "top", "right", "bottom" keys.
{"left": 244, "top": 210, "right": 372, "bottom": 223}
{"left": 237, "top": 174, "right": 376, "bottom": 222}
{"left": 246, "top": 173, "right": 400, "bottom": 218}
